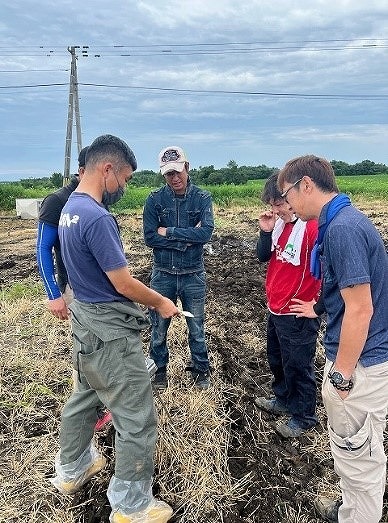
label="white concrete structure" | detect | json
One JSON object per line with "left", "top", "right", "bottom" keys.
{"left": 15, "top": 198, "right": 44, "bottom": 219}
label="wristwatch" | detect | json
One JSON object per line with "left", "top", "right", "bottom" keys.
{"left": 329, "top": 370, "right": 348, "bottom": 385}
{"left": 328, "top": 368, "right": 354, "bottom": 391}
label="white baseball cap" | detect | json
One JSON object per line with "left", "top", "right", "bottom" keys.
{"left": 159, "top": 146, "right": 188, "bottom": 175}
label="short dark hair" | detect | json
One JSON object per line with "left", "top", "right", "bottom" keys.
{"left": 86, "top": 134, "right": 137, "bottom": 172}
{"left": 261, "top": 172, "right": 282, "bottom": 204}
{"left": 78, "top": 146, "right": 89, "bottom": 167}
{"left": 278, "top": 155, "right": 338, "bottom": 193}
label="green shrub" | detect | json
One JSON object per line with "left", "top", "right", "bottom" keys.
{"left": 0, "top": 183, "right": 51, "bottom": 211}
{"left": 1, "top": 174, "right": 387, "bottom": 212}
{"left": 111, "top": 186, "right": 154, "bottom": 212}
{"left": 0, "top": 184, "right": 26, "bottom": 211}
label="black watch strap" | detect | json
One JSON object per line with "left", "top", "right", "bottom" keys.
{"left": 329, "top": 375, "right": 354, "bottom": 391}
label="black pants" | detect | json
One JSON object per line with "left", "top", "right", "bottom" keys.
{"left": 266, "top": 313, "right": 321, "bottom": 429}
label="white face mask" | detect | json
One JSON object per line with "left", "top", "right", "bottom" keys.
{"left": 102, "top": 186, "right": 125, "bottom": 207}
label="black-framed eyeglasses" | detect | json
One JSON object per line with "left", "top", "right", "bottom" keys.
{"left": 280, "top": 177, "right": 303, "bottom": 200}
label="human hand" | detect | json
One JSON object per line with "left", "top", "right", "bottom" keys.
{"left": 258, "top": 211, "right": 276, "bottom": 233}
{"left": 156, "top": 297, "right": 179, "bottom": 319}
{"left": 290, "top": 298, "right": 318, "bottom": 318}
{"left": 47, "top": 296, "right": 70, "bottom": 320}
{"left": 157, "top": 227, "right": 167, "bottom": 236}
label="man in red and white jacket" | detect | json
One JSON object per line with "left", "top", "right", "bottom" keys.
{"left": 254, "top": 173, "right": 321, "bottom": 438}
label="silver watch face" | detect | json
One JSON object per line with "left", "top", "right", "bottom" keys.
{"left": 330, "top": 371, "right": 345, "bottom": 385}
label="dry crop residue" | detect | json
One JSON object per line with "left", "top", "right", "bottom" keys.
{"left": 0, "top": 203, "right": 387, "bottom": 523}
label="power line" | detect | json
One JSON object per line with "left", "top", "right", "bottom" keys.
{"left": 0, "top": 39, "right": 387, "bottom": 58}
{"left": 0, "top": 69, "right": 69, "bottom": 73}
{"left": 0, "top": 83, "right": 68, "bottom": 88}
{"left": 0, "top": 47, "right": 386, "bottom": 58}
{"left": 0, "top": 81, "right": 386, "bottom": 100}
{"left": 0, "top": 38, "right": 387, "bottom": 48}
{"left": 80, "top": 83, "right": 388, "bottom": 100}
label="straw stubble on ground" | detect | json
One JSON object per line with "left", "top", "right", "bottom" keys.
{"left": 0, "top": 201, "right": 387, "bottom": 522}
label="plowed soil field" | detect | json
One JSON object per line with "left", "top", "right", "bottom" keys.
{"left": 0, "top": 201, "right": 387, "bottom": 523}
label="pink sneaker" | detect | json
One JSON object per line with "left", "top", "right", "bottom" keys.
{"left": 95, "top": 410, "right": 112, "bottom": 431}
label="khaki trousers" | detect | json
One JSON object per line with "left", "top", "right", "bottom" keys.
{"left": 58, "top": 300, "right": 156, "bottom": 514}
{"left": 322, "top": 359, "right": 388, "bottom": 523}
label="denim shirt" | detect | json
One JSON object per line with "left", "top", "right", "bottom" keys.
{"left": 143, "top": 180, "right": 214, "bottom": 274}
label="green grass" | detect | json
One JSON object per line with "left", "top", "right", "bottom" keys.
{"left": 1, "top": 279, "right": 44, "bottom": 301}
{"left": 110, "top": 182, "right": 267, "bottom": 211}
{"left": 111, "top": 174, "right": 388, "bottom": 211}
{"left": 111, "top": 186, "right": 155, "bottom": 212}
{"left": 2, "top": 174, "right": 387, "bottom": 213}
{"left": 335, "top": 174, "right": 388, "bottom": 198}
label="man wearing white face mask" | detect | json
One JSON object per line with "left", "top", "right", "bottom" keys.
{"left": 254, "top": 173, "right": 321, "bottom": 438}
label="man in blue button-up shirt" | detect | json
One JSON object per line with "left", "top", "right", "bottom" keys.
{"left": 143, "top": 146, "right": 214, "bottom": 390}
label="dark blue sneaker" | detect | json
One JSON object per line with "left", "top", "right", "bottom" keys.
{"left": 276, "top": 417, "right": 315, "bottom": 438}
{"left": 254, "top": 396, "right": 288, "bottom": 415}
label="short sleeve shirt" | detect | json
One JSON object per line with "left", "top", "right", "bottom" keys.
{"left": 321, "top": 204, "right": 388, "bottom": 366}
{"left": 58, "top": 192, "right": 128, "bottom": 302}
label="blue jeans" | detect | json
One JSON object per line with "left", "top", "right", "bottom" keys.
{"left": 149, "top": 269, "right": 209, "bottom": 373}
{"left": 267, "top": 313, "right": 320, "bottom": 429}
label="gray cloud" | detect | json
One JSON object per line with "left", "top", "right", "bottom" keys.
{"left": 0, "top": 0, "right": 387, "bottom": 179}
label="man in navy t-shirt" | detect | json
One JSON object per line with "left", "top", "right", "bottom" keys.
{"left": 37, "top": 146, "right": 124, "bottom": 320}
{"left": 51, "top": 135, "right": 178, "bottom": 523}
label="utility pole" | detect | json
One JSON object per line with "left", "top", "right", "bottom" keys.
{"left": 63, "top": 46, "right": 82, "bottom": 186}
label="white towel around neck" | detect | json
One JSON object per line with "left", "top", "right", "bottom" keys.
{"left": 271, "top": 217, "right": 307, "bottom": 266}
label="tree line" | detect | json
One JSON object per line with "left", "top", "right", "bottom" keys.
{"left": 6, "top": 158, "right": 388, "bottom": 190}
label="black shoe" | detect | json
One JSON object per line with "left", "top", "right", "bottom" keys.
{"left": 153, "top": 368, "right": 167, "bottom": 391}
{"left": 192, "top": 370, "right": 210, "bottom": 390}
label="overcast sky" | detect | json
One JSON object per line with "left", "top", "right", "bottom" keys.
{"left": 1, "top": 0, "right": 388, "bottom": 181}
